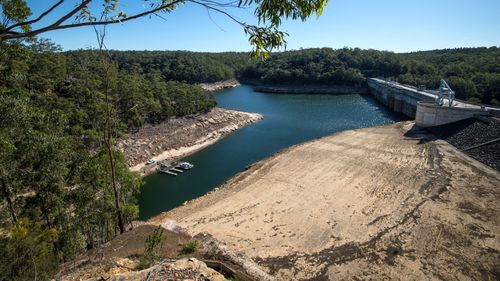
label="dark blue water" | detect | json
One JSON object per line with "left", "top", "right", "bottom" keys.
{"left": 138, "top": 85, "right": 405, "bottom": 219}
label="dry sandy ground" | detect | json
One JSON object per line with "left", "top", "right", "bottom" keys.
{"left": 153, "top": 122, "right": 500, "bottom": 280}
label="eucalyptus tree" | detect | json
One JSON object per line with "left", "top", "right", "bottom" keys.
{"left": 0, "top": 0, "right": 329, "bottom": 58}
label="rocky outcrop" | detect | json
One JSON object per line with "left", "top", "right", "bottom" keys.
{"left": 78, "top": 258, "right": 226, "bottom": 281}
{"left": 117, "top": 108, "right": 263, "bottom": 176}
{"left": 199, "top": 79, "right": 240, "bottom": 91}
{"left": 196, "top": 234, "right": 276, "bottom": 281}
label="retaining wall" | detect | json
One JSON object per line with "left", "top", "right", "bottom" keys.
{"left": 415, "top": 102, "right": 489, "bottom": 127}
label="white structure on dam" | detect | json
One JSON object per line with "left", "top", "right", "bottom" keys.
{"left": 367, "top": 78, "right": 499, "bottom": 127}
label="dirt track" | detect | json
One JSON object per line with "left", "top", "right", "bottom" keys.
{"left": 153, "top": 122, "right": 500, "bottom": 280}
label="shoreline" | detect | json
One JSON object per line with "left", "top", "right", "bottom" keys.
{"left": 118, "top": 108, "right": 262, "bottom": 177}
{"left": 199, "top": 79, "right": 240, "bottom": 91}
{"left": 254, "top": 84, "right": 370, "bottom": 94}
{"left": 239, "top": 78, "right": 370, "bottom": 94}
{"left": 149, "top": 121, "right": 500, "bottom": 280}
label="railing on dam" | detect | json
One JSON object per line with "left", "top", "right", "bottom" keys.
{"left": 367, "top": 78, "right": 499, "bottom": 127}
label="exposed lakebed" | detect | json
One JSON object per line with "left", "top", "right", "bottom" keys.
{"left": 138, "top": 85, "right": 406, "bottom": 219}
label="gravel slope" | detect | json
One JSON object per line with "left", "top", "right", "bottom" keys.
{"left": 426, "top": 117, "right": 500, "bottom": 171}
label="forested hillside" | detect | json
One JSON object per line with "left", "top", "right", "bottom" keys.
{"left": 0, "top": 40, "right": 216, "bottom": 280}
{"left": 82, "top": 47, "right": 500, "bottom": 105}
{"left": 240, "top": 47, "right": 500, "bottom": 105}
{"left": 104, "top": 50, "right": 250, "bottom": 83}
{"left": 240, "top": 48, "right": 402, "bottom": 86}
{"left": 400, "top": 47, "right": 500, "bottom": 104}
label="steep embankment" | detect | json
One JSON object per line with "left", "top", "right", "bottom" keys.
{"left": 153, "top": 122, "right": 500, "bottom": 280}
{"left": 118, "top": 108, "right": 262, "bottom": 176}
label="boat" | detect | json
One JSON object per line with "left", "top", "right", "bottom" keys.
{"left": 145, "top": 159, "right": 156, "bottom": 165}
{"left": 176, "top": 162, "right": 194, "bottom": 170}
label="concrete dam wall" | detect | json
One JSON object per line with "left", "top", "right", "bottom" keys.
{"left": 367, "top": 78, "right": 495, "bottom": 127}
{"left": 367, "top": 78, "right": 435, "bottom": 118}
{"left": 415, "top": 102, "right": 489, "bottom": 127}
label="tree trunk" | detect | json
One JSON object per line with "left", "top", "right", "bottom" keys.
{"left": 1, "top": 177, "right": 18, "bottom": 225}
{"left": 40, "top": 194, "right": 52, "bottom": 227}
{"left": 106, "top": 141, "right": 124, "bottom": 234}
{"left": 102, "top": 58, "right": 125, "bottom": 235}
{"left": 95, "top": 27, "right": 125, "bottom": 235}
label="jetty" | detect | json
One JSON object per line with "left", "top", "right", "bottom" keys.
{"left": 158, "top": 160, "right": 194, "bottom": 176}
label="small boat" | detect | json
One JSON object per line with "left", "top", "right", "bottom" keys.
{"left": 176, "top": 162, "right": 194, "bottom": 170}
{"left": 146, "top": 159, "right": 156, "bottom": 165}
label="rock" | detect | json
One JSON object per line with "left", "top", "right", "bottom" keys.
{"left": 196, "top": 235, "right": 275, "bottom": 281}
{"left": 105, "top": 258, "right": 225, "bottom": 281}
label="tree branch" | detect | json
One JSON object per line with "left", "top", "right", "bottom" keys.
{"left": 0, "top": 0, "right": 184, "bottom": 41}
{"left": 4, "top": 0, "right": 65, "bottom": 32}
{"left": 189, "top": 0, "right": 246, "bottom": 27}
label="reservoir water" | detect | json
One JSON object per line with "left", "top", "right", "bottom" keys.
{"left": 138, "top": 85, "right": 406, "bottom": 219}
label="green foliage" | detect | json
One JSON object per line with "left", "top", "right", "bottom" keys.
{"left": 401, "top": 47, "right": 500, "bottom": 105}
{"left": 240, "top": 47, "right": 500, "bottom": 105}
{"left": 0, "top": 219, "right": 59, "bottom": 281}
{"left": 145, "top": 226, "right": 166, "bottom": 258}
{"left": 245, "top": 25, "right": 288, "bottom": 60}
{"left": 240, "top": 48, "right": 401, "bottom": 86}
{"left": 0, "top": 40, "right": 221, "bottom": 279}
{"left": 239, "top": 0, "right": 328, "bottom": 57}
{"left": 137, "top": 226, "right": 166, "bottom": 269}
{"left": 0, "top": 0, "right": 31, "bottom": 32}
{"left": 181, "top": 240, "right": 200, "bottom": 254}
{"left": 105, "top": 50, "right": 236, "bottom": 83}
{"left": 64, "top": 50, "right": 217, "bottom": 130}
{"left": 0, "top": 41, "right": 142, "bottom": 279}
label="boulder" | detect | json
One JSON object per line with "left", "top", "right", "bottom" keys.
{"left": 82, "top": 258, "right": 226, "bottom": 281}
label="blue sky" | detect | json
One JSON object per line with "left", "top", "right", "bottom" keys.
{"left": 26, "top": 0, "right": 500, "bottom": 52}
